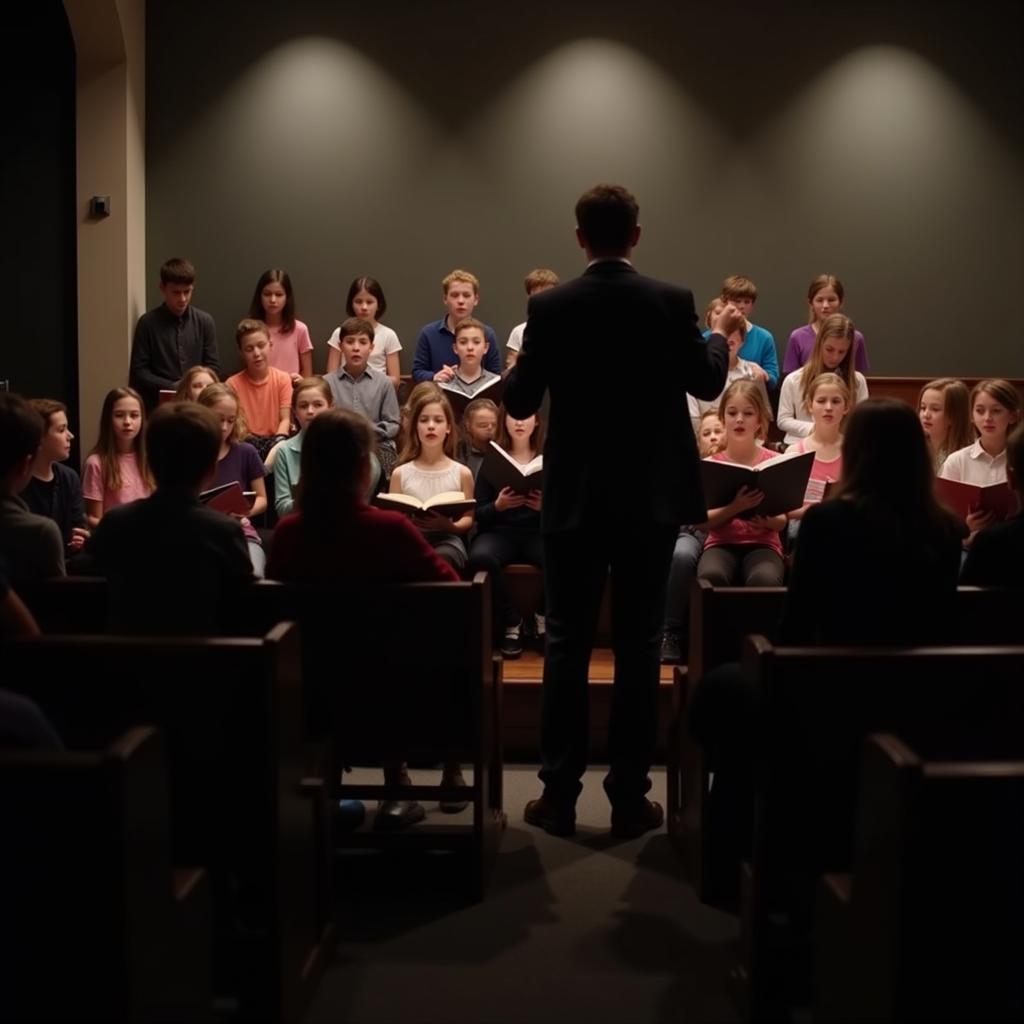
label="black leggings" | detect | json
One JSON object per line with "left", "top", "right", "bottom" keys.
{"left": 467, "top": 530, "right": 544, "bottom": 628}
{"left": 697, "top": 544, "right": 783, "bottom": 586}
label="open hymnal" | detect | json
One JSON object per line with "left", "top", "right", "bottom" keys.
{"left": 480, "top": 442, "right": 543, "bottom": 495}
{"left": 440, "top": 375, "right": 506, "bottom": 417}
{"left": 199, "top": 481, "right": 255, "bottom": 516}
{"left": 700, "top": 449, "right": 815, "bottom": 518}
{"left": 935, "top": 477, "right": 1016, "bottom": 522}
{"left": 375, "top": 491, "right": 475, "bottom": 520}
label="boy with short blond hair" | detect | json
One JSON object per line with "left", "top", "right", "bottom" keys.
{"left": 323, "top": 316, "right": 400, "bottom": 476}
{"left": 225, "top": 319, "right": 293, "bottom": 461}
{"left": 708, "top": 274, "right": 778, "bottom": 385}
{"left": 506, "top": 268, "right": 560, "bottom": 369}
{"left": 129, "top": 257, "right": 220, "bottom": 409}
{"left": 412, "top": 269, "right": 502, "bottom": 382}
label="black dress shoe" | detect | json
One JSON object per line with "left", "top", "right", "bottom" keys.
{"left": 659, "top": 631, "right": 682, "bottom": 665}
{"left": 610, "top": 798, "right": 664, "bottom": 839}
{"left": 439, "top": 767, "right": 469, "bottom": 813}
{"left": 374, "top": 800, "right": 426, "bottom": 831}
{"left": 524, "top": 795, "right": 576, "bottom": 837}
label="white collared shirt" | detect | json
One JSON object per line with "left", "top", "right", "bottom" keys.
{"left": 939, "top": 439, "right": 1008, "bottom": 486}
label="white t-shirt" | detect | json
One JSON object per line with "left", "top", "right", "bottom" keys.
{"left": 326, "top": 322, "right": 402, "bottom": 375}
{"left": 777, "top": 365, "right": 869, "bottom": 445}
{"left": 506, "top": 321, "right": 526, "bottom": 353}
{"left": 939, "top": 440, "right": 1008, "bottom": 486}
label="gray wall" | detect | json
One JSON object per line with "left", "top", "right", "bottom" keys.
{"left": 146, "top": 0, "right": 1024, "bottom": 379}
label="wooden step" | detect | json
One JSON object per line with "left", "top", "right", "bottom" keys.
{"left": 501, "top": 648, "right": 679, "bottom": 760}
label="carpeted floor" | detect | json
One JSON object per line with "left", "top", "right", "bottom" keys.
{"left": 306, "top": 766, "right": 739, "bottom": 1024}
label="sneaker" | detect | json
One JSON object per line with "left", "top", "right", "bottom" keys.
{"left": 335, "top": 799, "right": 366, "bottom": 833}
{"left": 659, "top": 631, "right": 682, "bottom": 665}
{"left": 373, "top": 800, "right": 426, "bottom": 831}
{"left": 439, "top": 766, "right": 469, "bottom": 813}
{"left": 501, "top": 621, "right": 523, "bottom": 659}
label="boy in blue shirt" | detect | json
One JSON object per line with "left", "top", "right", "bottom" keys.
{"left": 709, "top": 275, "right": 778, "bottom": 386}
{"left": 412, "top": 269, "right": 501, "bottom": 382}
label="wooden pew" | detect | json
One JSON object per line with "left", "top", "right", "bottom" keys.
{"left": 667, "top": 580, "right": 785, "bottom": 904}
{"left": 1, "top": 622, "right": 330, "bottom": 1024}
{"left": 0, "top": 726, "right": 212, "bottom": 1022}
{"left": 15, "top": 574, "right": 508, "bottom": 896}
{"left": 667, "top": 582, "right": 1024, "bottom": 904}
{"left": 816, "top": 733, "right": 1024, "bottom": 1023}
{"left": 864, "top": 375, "right": 1024, "bottom": 409}
{"left": 736, "top": 638, "right": 1024, "bottom": 1021}
{"left": 17, "top": 574, "right": 109, "bottom": 633}
{"left": 240, "top": 573, "right": 507, "bottom": 901}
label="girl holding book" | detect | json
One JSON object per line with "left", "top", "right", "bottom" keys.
{"left": 777, "top": 314, "right": 868, "bottom": 445}
{"left": 467, "top": 409, "right": 545, "bottom": 658}
{"left": 784, "top": 372, "right": 848, "bottom": 537}
{"left": 697, "top": 380, "right": 787, "bottom": 587}
{"left": 196, "top": 382, "right": 268, "bottom": 576}
{"left": 919, "top": 378, "right": 973, "bottom": 473}
{"left": 938, "top": 379, "right": 1021, "bottom": 545}
{"left": 389, "top": 389, "right": 474, "bottom": 571}
{"left": 385, "top": 392, "right": 474, "bottom": 812}
{"left": 82, "top": 387, "right": 152, "bottom": 528}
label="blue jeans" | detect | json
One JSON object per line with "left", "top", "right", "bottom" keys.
{"left": 662, "top": 529, "right": 705, "bottom": 635}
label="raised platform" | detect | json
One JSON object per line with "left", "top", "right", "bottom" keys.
{"left": 501, "top": 647, "right": 677, "bottom": 761}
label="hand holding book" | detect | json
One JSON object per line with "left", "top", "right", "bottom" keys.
{"left": 375, "top": 491, "right": 476, "bottom": 521}
{"left": 481, "top": 442, "right": 543, "bottom": 495}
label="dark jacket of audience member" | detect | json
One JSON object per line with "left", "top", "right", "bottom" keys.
{"left": 88, "top": 402, "right": 252, "bottom": 633}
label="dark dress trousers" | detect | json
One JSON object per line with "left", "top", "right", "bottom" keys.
{"left": 504, "top": 260, "right": 729, "bottom": 806}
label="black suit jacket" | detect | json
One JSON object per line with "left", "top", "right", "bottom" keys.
{"left": 504, "top": 261, "right": 729, "bottom": 532}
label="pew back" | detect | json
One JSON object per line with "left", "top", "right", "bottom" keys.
{"left": 0, "top": 727, "right": 211, "bottom": 1022}
{"left": 738, "top": 638, "right": 1024, "bottom": 1020}
{"left": 817, "top": 733, "right": 1024, "bottom": 1022}
{"left": 0, "top": 622, "right": 324, "bottom": 1023}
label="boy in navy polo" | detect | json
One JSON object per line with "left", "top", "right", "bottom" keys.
{"left": 411, "top": 269, "right": 501, "bottom": 382}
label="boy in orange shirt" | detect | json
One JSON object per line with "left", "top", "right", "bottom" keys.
{"left": 226, "top": 319, "right": 293, "bottom": 463}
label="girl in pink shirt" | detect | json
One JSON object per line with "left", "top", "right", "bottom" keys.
{"left": 248, "top": 269, "right": 313, "bottom": 383}
{"left": 697, "top": 380, "right": 787, "bottom": 586}
{"left": 82, "top": 387, "right": 153, "bottom": 527}
{"left": 785, "top": 372, "right": 848, "bottom": 538}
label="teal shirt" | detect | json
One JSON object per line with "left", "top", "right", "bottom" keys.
{"left": 272, "top": 432, "right": 381, "bottom": 517}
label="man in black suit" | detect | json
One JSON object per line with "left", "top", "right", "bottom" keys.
{"left": 504, "top": 183, "right": 741, "bottom": 837}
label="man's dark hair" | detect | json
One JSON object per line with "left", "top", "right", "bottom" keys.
{"left": 0, "top": 393, "right": 43, "bottom": 479}
{"left": 146, "top": 402, "right": 220, "bottom": 489}
{"left": 575, "top": 184, "right": 639, "bottom": 255}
